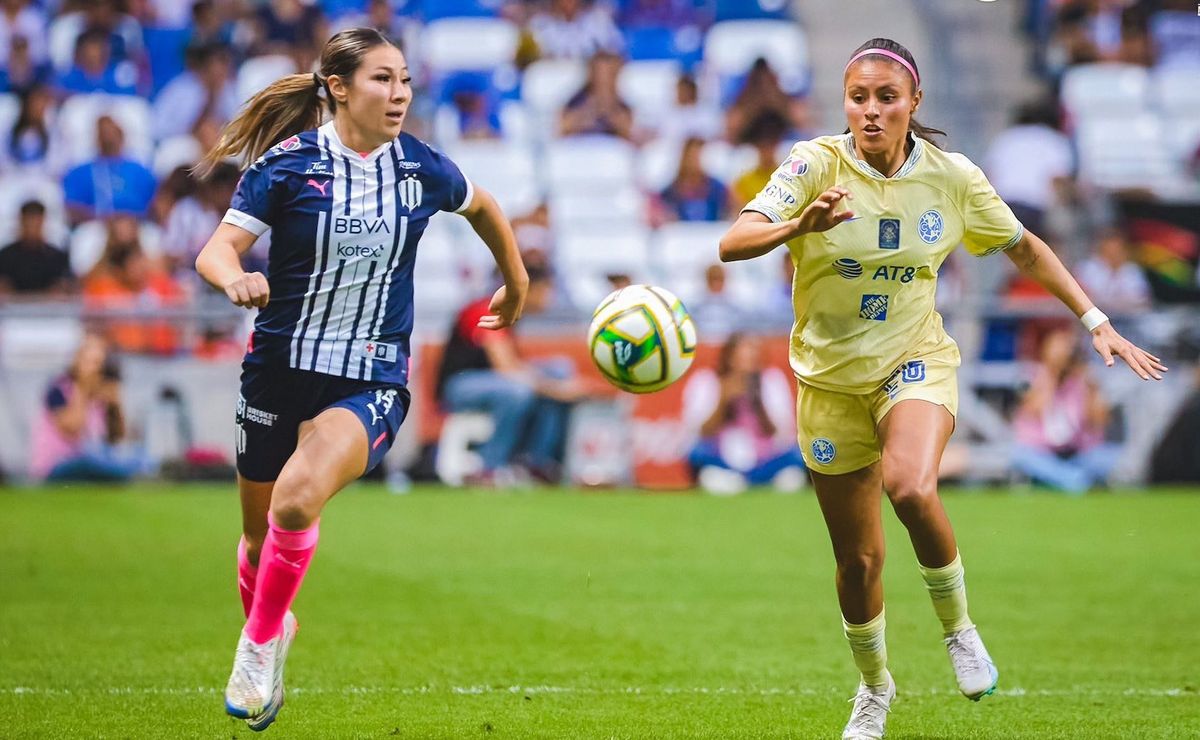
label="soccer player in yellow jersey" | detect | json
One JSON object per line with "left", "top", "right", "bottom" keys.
{"left": 719, "top": 38, "right": 1166, "bottom": 740}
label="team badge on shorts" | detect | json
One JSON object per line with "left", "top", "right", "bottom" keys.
{"left": 918, "top": 210, "right": 944, "bottom": 244}
{"left": 811, "top": 438, "right": 837, "bottom": 465}
{"left": 878, "top": 218, "right": 900, "bottom": 249}
{"left": 901, "top": 360, "right": 926, "bottom": 383}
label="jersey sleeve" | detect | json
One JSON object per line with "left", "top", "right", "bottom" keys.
{"left": 223, "top": 154, "right": 285, "bottom": 237}
{"left": 957, "top": 157, "right": 1025, "bottom": 257}
{"left": 741, "top": 141, "right": 827, "bottom": 223}
{"left": 428, "top": 148, "right": 474, "bottom": 214}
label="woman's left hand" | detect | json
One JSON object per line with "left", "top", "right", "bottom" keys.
{"left": 1091, "top": 322, "right": 1167, "bottom": 380}
{"left": 477, "top": 284, "right": 525, "bottom": 331}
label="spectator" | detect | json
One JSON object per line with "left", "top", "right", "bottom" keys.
{"left": 0, "top": 200, "right": 72, "bottom": 296}
{"left": 0, "top": 34, "right": 53, "bottom": 94}
{"left": 690, "top": 263, "right": 745, "bottom": 338}
{"left": 435, "top": 262, "right": 594, "bottom": 484}
{"left": 444, "top": 72, "right": 503, "bottom": 141}
{"left": 983, "top": 99, "right": 1075, "bottom": 238}
{"left": 152, "top": 42, "right": 238, "bottom": 140}
{"left": 728, "top": 111, "right": 788, "bottom": 213}
{"left": 656, "top": 137, "right": 728, "bottom": 223}
{"left": 528, "top": 0, "right": 623, "bottom": 60}
{"left": 724, "top": 57, "right": 810, "bottom": 144}
{"left": 0, "top": 0, "right": 46, "bottom": 66}
{"left": 1076, "top": 229, "right": 1152, "bottom": 314}
{"left": 330, "top": 0, "right": 407, "bottom": 39}
{"left": 251, "top": 0, "right": 329, "bottom": 70}
{"left": 1048, "top": 0, "right": 1152, "bottom": 70}
{"left": 62, "top": 116, "right": 158, "bottom": 224}
{"left": 28, "top": 334, "right": 145, "bottom": 482}
{"left": 187, "top": 0, "right": 235, "bottom": 48}
{"left": 682, "top": 333, "right": 806, "bottom": 494}
{"left": 82, "top": 217, "right": 185, "bottom": 355}
{"left": 4, "top": 83, "right": 61, "bottom": 174}
{"left": 1147, "top": 0, "right": 1200, "bottom": 69}
{"left": 79, "top": 0, "right": 145, "bottom": 64}
{"left": 619, "top": 0, "right": 709, "bottom": 28}
{"left": 162, "top": 161, "right": 240, "bottom": 275}
{"left": 57, "top": 27, "right": 138, "bottom": 97}
{"left": 1011, "top": 327, "right": 1120, "bottom": 493}
{"left": 559, "top": 50, "right": 634, "bottom": 140}
{"left": 658, "top": 72, "right": 721, "bottom": 142}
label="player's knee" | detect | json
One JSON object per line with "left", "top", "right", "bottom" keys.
{"left": 271, "top": 466, "right": 326, "bottom": 530}
{"left": 886, "top": 475, "right": 939, "bottom": 518}
{"left": 836, "top": 550, "right": 884, "bottom": 587}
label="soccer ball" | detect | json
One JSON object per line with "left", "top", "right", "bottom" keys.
{"left": 587, "top": 284, "right": 697, "bottom": 394}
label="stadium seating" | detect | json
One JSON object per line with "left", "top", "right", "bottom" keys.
{"left": 655, "top": 221, "right": 731, "bottom": 304}
{"left": 545, "top": 135, "right": 638, "bottom": 193}
{"left": 151, "top": 135, "right": 202, "bottom": 179}
{"left": 445, "top": 139, "right": 541, "bottom": 218}
{"left": 421, "top": 17, "right": 519, "bottom": 73}
{"left": 702, "top": 19, "right": 808, "bottom": 89}
{"left": 558, "top": 228, "right": 652, "bottom": 310}
{"left": 1060, "top": 63, "right": 1149, "bottom": 121}
{"left": 1075, "top": 114, "right": 1183, "bottom": 193}
{"left": 0, "top": 174, "right": 69, "bottom": 247}
{"left": 618, "top": 59, "right": 683, "bottom": 130}
{"left": 519, "top": 58, "right": 588, "bottom": 137}
{"left": 234, "top": 55, "right": 298, "bottom": 106}
{"left": 57, "top": 94, "right": 155, "bottom": 167}
{"left": 68, "top": 220, "right": 163, "bottom": 278}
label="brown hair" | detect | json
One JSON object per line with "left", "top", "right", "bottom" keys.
{"left": 196, "top": 28, "right": 396, "bottom": 177}
{"left": 844, "top": 37, "right": 946, "bottom": 145}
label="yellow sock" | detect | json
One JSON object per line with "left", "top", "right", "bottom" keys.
{"left": 919, "top": 551, "right": 974, "bottom": 635}
{"left": 843, "top": 608, "right": 889, "bottom": 688}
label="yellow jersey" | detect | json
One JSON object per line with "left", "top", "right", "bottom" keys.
{"left": 743, "top": 133, "right": 1024, "bottom": 394}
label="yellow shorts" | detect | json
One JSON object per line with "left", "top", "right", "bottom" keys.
{"left": 796, "top": 360, "right": 958, "bottom": 475}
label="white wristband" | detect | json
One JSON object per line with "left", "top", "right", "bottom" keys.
{"left": 1080, "top": 307, "right": 1109, "bottom": 332}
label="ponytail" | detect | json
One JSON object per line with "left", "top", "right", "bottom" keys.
{"left": 195, "top": 73, "right": 330, "bottom": 178}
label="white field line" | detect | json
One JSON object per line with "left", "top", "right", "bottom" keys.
{"left": 1, "top": 685, "right": 1195, "bottom": 698}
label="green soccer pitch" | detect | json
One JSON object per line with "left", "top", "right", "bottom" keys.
{"left": 2, "top": 485, "right": 1198, "bottom": 739}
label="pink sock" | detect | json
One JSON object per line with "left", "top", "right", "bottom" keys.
{"left": 236, "top": 537, "right": 258, "bottom": 618}
{"left": 244, "top": 514, "right": 319, "bottom": 643}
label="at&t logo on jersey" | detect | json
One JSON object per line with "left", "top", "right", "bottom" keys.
{"left": 918, "top": 210, "right": 944, "bottom": 243}
{"left": 859, "top": 294, "right": 889, "bottom": 321}
{"left": 833, "top": 258, "right": 863, "bottom": 279}
{"left": 811, "top": 438, "right": 836, "bottom": 464}
{"left": 872, "top": 265, "right": 919, "bottom": 283}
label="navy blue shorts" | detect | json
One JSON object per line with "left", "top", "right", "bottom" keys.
{"left": 235, "top": 362, "right": 410, "bottom": 482}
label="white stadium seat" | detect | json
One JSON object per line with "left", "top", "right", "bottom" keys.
{"left": 703, "top": 19, "right": 808, "bottom": 81}
{"left": 151, "top": 134, "right": 202, "bottom": 178}
{"left": 1060, "top": 63, "right": 1149, "bottom": 121}
{"left": 549, "top": 187, "right": 647, "bottom": 232}
{"left": 1151, "top": 66, "right": 1200, "bottom": 116}
{"left": 56, "top": 94, "right": 154, "bottom": 167}
{"left": 545, "top": 135, "right": 637, "bottom": 193}
{"left": 700, "top": 139, "right": 757, "bottom": 184}
{"left": 0, "top": 174, "right": 68, "bottom": 247}
{"left": 1075, "top": 114, "right": 1184, "bottom": 192}
{"left": 520, "top": 58, "right": 588, "bottom": 133}
{"left": 558, "top": 229, "right": 651, "bottom": 310}
{"left": 445, "top": 139, "right": 541, "bottom": 218}
{"left": 47, "top": 11, "right": 83, "bottom": 73}
{"left": 617, "top": 59, "right": 683, "bottom": 129}
{"left": 655, "top": 221, "right": 730, "bottom": 305}
{"left": 636, "top": 137, "right": 682, "bottom": 192}
{"left": 0, "top": 94, "right": 20, "bottom": 144}
{"left": 235, "top": 54, "right": 297, "bottom": 106}
{"left": 68, "top": 220, "right": 163, "bottom": 277}
{"left": 422, "top": 18, "right": 519, "bottom": 72}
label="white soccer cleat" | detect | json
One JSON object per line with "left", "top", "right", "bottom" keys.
{"left": 246, "top": 611, "right": 298, "bottom": 732}
{"left": 842, "top": 672, "right": 895, "bottom": 740}
{"left": 223, "top": 628, "right": 279, "bottom": 720}
{"left": 944, "top": 626, "right": 998, "bottom": 700}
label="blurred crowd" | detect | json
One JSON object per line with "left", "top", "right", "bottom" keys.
{"left": 1, "top": 0, "right": 1198, "bottom": 490}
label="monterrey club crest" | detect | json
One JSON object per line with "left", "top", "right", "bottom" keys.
{"left": 399, "top": 175, "right": 423, "bottom": 211}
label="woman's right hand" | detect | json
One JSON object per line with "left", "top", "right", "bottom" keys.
{"left": 223, "top": 272, "right": 270, "bottom": 309}
{"left": 793, "top": 187, "right": 855, "bottom": 235}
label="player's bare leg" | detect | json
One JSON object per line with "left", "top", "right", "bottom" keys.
{"left": 225, "top": 408, "right": 370, "bottom": 725}
{"left": 878, "top": 400, "right": 997, "bottom": 700}
{"left": 811, "top": 464, "right": 895, "bottom": 738}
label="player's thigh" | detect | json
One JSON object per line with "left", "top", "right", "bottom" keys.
{"left": 810, "top": 463, "right": 886, "bottom": 562}
{"left": 874, "top": 362, "right": 957, "bottom": 494}
{"left": 271, "top": 407, "right": 373, "bottom": 526}
{"left": 795, "top": 379, "right": 880, "bottom": 475}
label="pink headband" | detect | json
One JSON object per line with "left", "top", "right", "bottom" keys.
{"left": 844, "top": 48, "right": 920, "bottom": 87}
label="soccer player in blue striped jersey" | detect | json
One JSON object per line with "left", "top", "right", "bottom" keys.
{"left": 194, "top": 28, "right": 529, "bottom": 730}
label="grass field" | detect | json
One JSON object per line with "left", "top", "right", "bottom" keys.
{"left": 2, "top": 485, "right": 1199, "bottom": 739}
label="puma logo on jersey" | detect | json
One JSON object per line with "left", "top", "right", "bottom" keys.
{"left": 307, "top": 178, "right": 330, "bottom": 196}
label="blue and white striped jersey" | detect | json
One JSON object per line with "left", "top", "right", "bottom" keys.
{"left": 223, "top": 121, "right": 473, "bottom": 385}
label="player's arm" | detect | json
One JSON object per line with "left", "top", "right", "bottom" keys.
{"left": 459, "top": 186, "right": 529, "bottom": 330}
{"left": 1005, "top": 230, "right": 1166, "bottom": 380}
{"left": 195, "top": 223, "right": 270, "bottom": 309}
{"left": 719, "top": 187, "right": 854, "bottom": 262}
